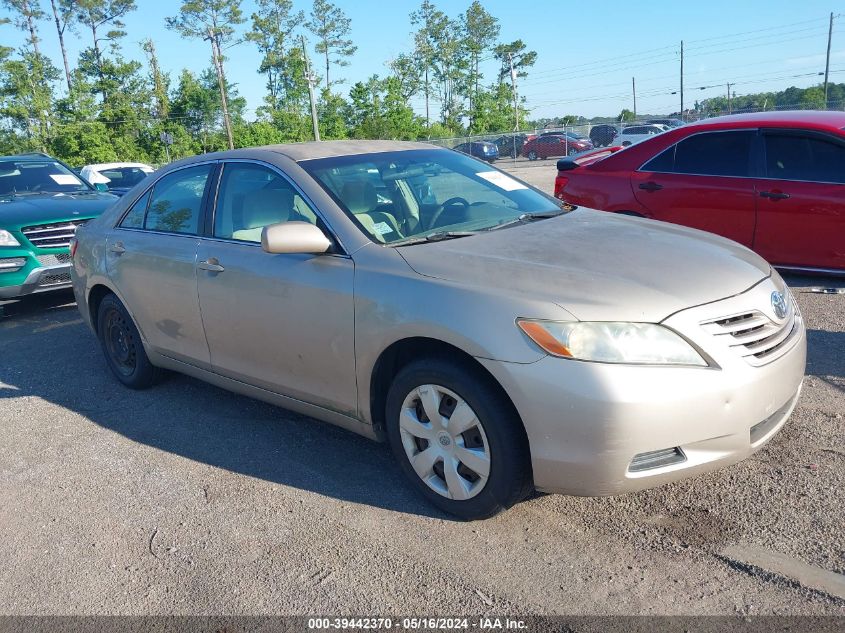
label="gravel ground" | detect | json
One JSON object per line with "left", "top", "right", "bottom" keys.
{"left": 0, "top": 164, "right": 843, "bottom": 615}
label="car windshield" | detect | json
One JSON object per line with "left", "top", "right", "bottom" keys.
{"left": 0, "top": 159, "right": 92, "bottom": 195}
{"left": 98, "top": 166, "right": 151, "bottom": 187}
{"left": 302, "top": 149, "right": 564, "bottom": 245}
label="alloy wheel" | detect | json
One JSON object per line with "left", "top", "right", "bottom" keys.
{"left": 398, "top": 384, "right": 491, "bottom": 501}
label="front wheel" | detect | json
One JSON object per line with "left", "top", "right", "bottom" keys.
{"left": 385, "top": 359, "right": 533, "bottom": 520}
{"left": 568, "top": 148, "right": 578, "bottom": 156}
{"left": 97, "top": 293, "right": 161, "bottom": 389}
{"left": 527, "top": 150, "right": 537, "bottom": 161}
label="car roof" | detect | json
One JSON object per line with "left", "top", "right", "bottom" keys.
{"left": 83, "top": 162, "right": 154, "bottom": 171}
{"left": 0, "top": 152, "right": 58, "bottom": 162}
{"left": 683, "top": 110, "right": 845, "bottom": 131}
{"left": 159, "top": 140, "right": 442, "bottom": 171}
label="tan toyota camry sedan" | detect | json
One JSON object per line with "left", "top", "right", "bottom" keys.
{"left": 72, "top": 141, "right": 806, "bottom": 520}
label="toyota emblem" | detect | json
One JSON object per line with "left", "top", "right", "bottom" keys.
{"left": 771, "top": 291, "right": 788, "bottom": 320}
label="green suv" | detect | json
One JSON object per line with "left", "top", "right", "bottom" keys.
{"left": 0, "top": 153, "right": 117, "bottom": 299}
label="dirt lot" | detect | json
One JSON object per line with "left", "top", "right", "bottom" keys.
{"left": 0, "top": 163, "right": 843, "bottom": 615}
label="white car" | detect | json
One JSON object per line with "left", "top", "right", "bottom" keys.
{"left": 80, "top": 162, "right": 154, "bottom": 197}
{"left": 617, "top": 124, "right": 669, "bottom": 146}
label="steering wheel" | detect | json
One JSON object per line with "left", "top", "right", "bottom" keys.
{"left": 426, "top": 196, "right": 470, "bottom": 230}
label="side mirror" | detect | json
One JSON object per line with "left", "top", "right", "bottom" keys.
{"left": 94, "top": 183, "right": 109, "bottom": 192}
{"left": 261, "top": 221, "right": 332, "bottom": 255}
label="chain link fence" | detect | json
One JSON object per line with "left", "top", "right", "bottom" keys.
{"left": 426, "top": 100, "right": 845, "bottom": 164}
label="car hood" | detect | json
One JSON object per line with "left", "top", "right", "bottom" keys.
{"left": 397, "top": 209, "right": 771, "bottom": 323}
{"left": 0, "top": 191, "right": 117, "bottom": 229}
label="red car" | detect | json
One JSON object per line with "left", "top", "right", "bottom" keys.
{"left": 555, "top": 111, "right": 845, "bottom": 273}
{"left": 523, "top": 134, "right": 593, "bottom": 160}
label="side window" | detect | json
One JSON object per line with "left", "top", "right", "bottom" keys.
{"left": 641, "top": 146, "right": 676, "bottom": 172}
{"left": 214, "top": 162, "right": 317, "bottom": 243}
{"left": 672, "top": 131, "right": 754, "bottom": 177}
{"left": 764, "top": 133, "right": 845, "bottom": 184}
{"left": 145, "top": 165, "right": 211, "bottom": 234}
{"left": 119, "top": 189, "right": 151, "bottom": 228}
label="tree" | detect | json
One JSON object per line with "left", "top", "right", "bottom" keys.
{"left": 493, "top": 39, "right": 536, "bottom": 83}
{"left": 430, "top": 16, "right": 468, "bottom": 131}
{"left": 410, "top": 0, "right": 444, "bottom": 129}
{"left": 2, "top": 0, "right": 45, "bottom": 57}
{"left": 166, "top": 0, "right": 245, "bottom": 149}
{"left": 246, "top": 0, "right": 303, "bottom": 110}
{"left": 618, "top": 108, "right": 635, "bottom": 122}
{"left": 461, "top": 1, "right": 499, "bottom": 116}
{"left": 388, "top": 53, "right": 421, "bottom": 101}
{"left": 305, "top": 0, "right": 356, "bottom": 91}
{"left": 49, "top": 0, "right": 77, "bottom": 93}
{"left": 141, "top": 38, "right": 169, "bottom": 119}
{"left": 75, "top": 0, "right": 136, "bottom": 100}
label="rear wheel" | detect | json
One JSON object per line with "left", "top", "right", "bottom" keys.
{"left": 97, "top": 293, "right": 160, "bottom": 389}
{"left": 385, "top": 358, "right": 533, "bottom": 520}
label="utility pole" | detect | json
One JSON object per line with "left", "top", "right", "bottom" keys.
{"left": 727, "top": 82, "right": 733, "bottom": 114}
{"left": 823, "top": 12, "right": 834, "bottom": 108}
{"left": 632, "top": 76, "right": 637, "bottom": 119}
{"left": 301, "top": 35, "right": 320, "bottom": 142}
{"left": 679, "top": 40, "right": 684, "bottom": 120}
{"left": 508, "top": 52, "right": 519, "bottom": 132}
{"left": 206, "top": 28, "right": 234, "bottom": 150}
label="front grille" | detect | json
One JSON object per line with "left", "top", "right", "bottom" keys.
{"left": 701, "top": 295, "right": 801, "bottom": 367}
{"left": 38, "top": 271, "right": 71, "bottom": 286}
{"left": 35, "top": 253, "right": 71, "bottom": 267}
{"left": 21, "top": 220, "right": 88, "bottom": 249}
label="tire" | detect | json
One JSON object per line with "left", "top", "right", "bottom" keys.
{"left": 621, "top": 141, "right": 631, "bottom": 147}
{"left": 385, "top": 358, "right": 533, "bottom": 520}
{"left": 568, "top": 148, "right": 578, "bottom": 156}
{"left": 97, "top": 293, "right": 160, "bottom": 389}
{"left": 527, "top": 151, "right": 537, "bottom": 161}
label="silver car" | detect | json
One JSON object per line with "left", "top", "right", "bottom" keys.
{"left": 72, "top": 141, "right": 806, "bottom": 520}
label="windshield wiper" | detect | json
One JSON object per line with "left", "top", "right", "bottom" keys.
{"left": 486, "top": 209, "right": 566, "bottom": 232}
{"left": 391, "top": 230, "right": 477, "bottom": 246}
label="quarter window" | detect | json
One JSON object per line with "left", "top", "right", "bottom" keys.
{"left": 144, "top": 165, "right": 211, "bottom": 235}
{"left": 119, "top": 189, "right": 151, "bottom": 228}
{"left": 214, "top": 163, "right": 318, "bottom": 243}
{"left": 764, "top": 133, "right": 845, "bottom": 184}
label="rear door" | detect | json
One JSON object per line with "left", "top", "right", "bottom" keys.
{"left": 106, "top": 163, "right": 215, "bottom": 367}
{"left": 631, "top": 130, "right": 758, "bottom": 246}
{"left": 752, "top": 129, "right": 845, "bottom": 270}
{"left": 195, "top": 160, "right": 357, "bottom": 414}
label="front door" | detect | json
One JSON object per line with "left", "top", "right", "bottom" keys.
{"left": 631, "top": 130, "right": 758, "bottom": 247}
{"left": 195, "top": 161, "right": 357, "bottom": 414}
{"left": 752, "top": 128, "right": 845, "bottom": 270}
{"left": 107, "top": 163, "right": 215, "bottom": 367}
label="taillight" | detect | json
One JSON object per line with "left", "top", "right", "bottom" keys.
{"left": 554, "top": 175, "right": 569, "bottom": 199}
{"left": 69, "top": 238, "right": 78, "bottom": 258}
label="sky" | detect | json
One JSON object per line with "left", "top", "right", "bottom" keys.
{"left": 1, "top": 0, "right": 843, "bottom": 122}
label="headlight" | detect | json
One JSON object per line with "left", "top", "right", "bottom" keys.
{"left": 517, "top": 319, "right": 707, "bottom": 366}
{"left": 0, "top": 230, "right": 20, "bottom": 246}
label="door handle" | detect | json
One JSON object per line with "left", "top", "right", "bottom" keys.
{"left": 759, "top": 190, "right": 790, "bottom": 200}
{"left": 638, "top": 181, "right": 663, "bottom": 192}
{"left": 109, "top": 242, "right": 126, "bottom": 255}
{"left": 197, "top": 257, "right": 225, "bottom": 273}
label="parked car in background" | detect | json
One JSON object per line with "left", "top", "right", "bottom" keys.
{"left": 73, "top": 140, "right": 805, "bottom": 519}
{"left": 616, "top": 124, "right": 669, "bottom": 146}
{"left": 488, "top": 134, "right": 529, "bottom": 158}
{"left": 80, "top": 162, "right": 154, "bottom": 197}
{"left": 522, "top": 135, "right": 593, "bottom": 160}
{"left": 554, "top": 110, "right": 845, "bottom": 273}
{"left": 0, "top": 152, "right": 117, "bottom": 299}
{"left": 452, "top": 141, "right": 499, "bottom": 163}
{"left": 646, "top": 118, "right": 685, "bottom": 128}
{"left": 589, "top": 124, "right": 619, "bottom": 147}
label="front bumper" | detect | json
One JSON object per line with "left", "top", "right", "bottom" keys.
{"left": 479, "top": 278, "right": 807, "bottom": 496}
{"left": 0, "top": 263, "right": 73, "bottom": 298}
